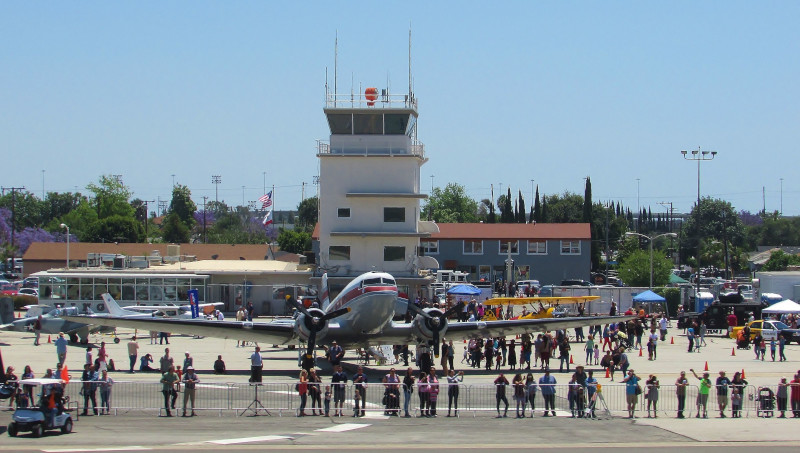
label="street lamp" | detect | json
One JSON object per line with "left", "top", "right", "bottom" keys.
{"left": 625, "top": 232, "right": 678, "bottom": 289}
{"left": 681, "top": 147, "right": 717, "bottom": 295}
{"left": 60, "top": 223, "right": 70, "bottom": 269}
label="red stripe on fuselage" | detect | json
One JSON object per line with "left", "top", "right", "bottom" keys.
{"left": 328, "top": 286, "right": 396, "bottom": 312}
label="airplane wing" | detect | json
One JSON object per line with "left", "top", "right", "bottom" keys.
{"left": 61, "top": 315, "right": 297, "bottom": 344}
{"left": 483, "top": 296, "right": 601, "bottom": 306}
{"left": 361, "top": 315, "right": 633, "bottom": 345}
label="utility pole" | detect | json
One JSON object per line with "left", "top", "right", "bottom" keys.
{"left": 658, "top": 201, "right": 674, "bottom": 232}
{"left": 202, "top": 196, "right": 208, "bottom": 244}
{"left": 212, "top": 175, "right": 222, "bottom": 204}
{"left": 142, "top": 200, "right": 155, "bottom": 239}
{"left": 1, "top": 187, "right": 25, "bottom": 265}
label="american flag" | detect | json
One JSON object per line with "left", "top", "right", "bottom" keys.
{"left": 258, "top": 191, "right": 272, "bottom": 209}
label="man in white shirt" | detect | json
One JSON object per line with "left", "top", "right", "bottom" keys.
{"left": 659, "top": 316, "right": 668, "bottom": 341}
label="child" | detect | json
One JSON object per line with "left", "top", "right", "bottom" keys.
{"left": 759, "top": 338, "right": 767, "bottom": 361}
{"left": 353, "top": 387, "right": 361, "bottom": 417}
{"left": 593, "top": 345, "right": 600, "bottom": 365}
{"left": 461, "top": 347, "right": 469, "bottom": 364}
{"left": 323, "top": 386, "right": 332, "bottom": 417}
{"left": 770, "top": 338, "right": 777, "bottom": 361}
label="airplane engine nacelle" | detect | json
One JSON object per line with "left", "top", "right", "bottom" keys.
{"left": 411, "top": 308, "right": 448, "bottom": 342}
{"left": 295, "top": 308, "right": 329, "bottom": 342}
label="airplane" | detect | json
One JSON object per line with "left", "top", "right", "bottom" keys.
{"left": 0, "top": 306, "right": 115, "bottom": 344}
{"left": 62, "top": 271, "right": 633, "bottom": 362}
{"left": 119, "top": 300, "right": 224, "bottom": 319}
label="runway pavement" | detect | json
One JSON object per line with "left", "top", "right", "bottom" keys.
{"left": 2, "top": 320, "right": 800, "bottom": 450}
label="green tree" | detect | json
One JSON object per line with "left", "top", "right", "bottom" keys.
{"left": 53, "top": 199, "right": 99, "bottom": 241}
{"left": 533, "top": 186, "right": 541, "bottom": 223}
{"left": 0, "top": 190, "right": 47, "bottom": 229}
{"left": 618, "top": 248, "right": 672, "bottom": 287}
{"left": 168, "top": 184, "right": 196, "bottom": 229}
{"left": 422, "top": 183, "right": 479, "bottom": 223}
{"left": 277, "top": 229, "right": 311, "bottom": 254}
{"left": 86, "top": 175, "right": 135, "bottom": 219}
{"left": 583, "top": 178, "right": 592, "bottom": 223}
{"left": 296, "top": 196, "right": 318, "bottom": 231}
{"left": 679, "top": 197, "right": 745, "bottom": 267}
{"left": 85, "top": 214, "right": 144, "bottom": 243}
{"left": 544, "top": 192, "right": 584, "bottom": 223}
{"left": 517, "top": 190, "right": 526, "bottom": 223}
{"left": 761, "top": 250, "right": 800, "bottom": 271}
{"left": 161, "top": 212, "right": 190, "bottom": 243}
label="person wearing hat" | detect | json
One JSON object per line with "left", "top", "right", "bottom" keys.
{"left": 54, "top": 332, "right": 68, "bottom": 366}
{"left": 182, "top": 365, "right": 199, "bottom": 416}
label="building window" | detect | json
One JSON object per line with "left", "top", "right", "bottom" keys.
{"left": 329, "top": 246, "right": 351, "bottom": 261}
{"left": 384, "top": 207, "right": 405, "bottom": 222}
{"left": 384, "top": 246, "right": 405, "bottom": 262}
{"left": 420, "top": 239, "right": 439, "bottom": 255}
{"left": 527, "top": 240, "right": 547, "bottom": 255}
{"left": 463, "top": 240, "right": 483, "bottom": 255}
{"left": 499, "top": 240, "right": 519, "bottom": 255}
{"left": 337, "top": 208, "right": 351, "bottom": 218}
{"left": 561, "top": 240, "right": 581, "bottom": 255}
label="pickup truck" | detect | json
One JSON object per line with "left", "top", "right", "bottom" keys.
{"left": 730, "top": 319, "right": 800, "bottom": 344}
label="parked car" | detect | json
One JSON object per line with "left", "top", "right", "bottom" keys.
{"left": 18, "top": 287, "right": 39, "bottom": 298}
{"left": 1, "top": 283, "right": 18, "bottom": 296}
{"left": 730, "top": 319, "right": 800, "bottom": 344}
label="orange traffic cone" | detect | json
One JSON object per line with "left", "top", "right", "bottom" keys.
{"left": 704, "top": 361, "right": 709, "bottom": 371}
{"left": 569, "top": 355, "right": 574, "bottom": 364}
{"left": 47, "top": 335, "right": 51, "bottom": 343}
{"left": 731, "top": 347, "right": 736, "bottom": 356}
{"left": 670, "top": 337, "right": 674, "bottom": 344}
{"left": 605, "top": 367, "right": 610, "bottom": 378}
{"left": 639, "top": 348, "right": 643, "bottom": 357}
{"left": 742, "top": 369, "right": 746, "bottom": 379}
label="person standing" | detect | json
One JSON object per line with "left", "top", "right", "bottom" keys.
{"left": 715, "top": 370, "right": 731, "bottom": 418}
{"left": 246, "top": 301, "right": 254, "bottom": 321}
{"left": 512, "top": 373, "right": 526, "bottom": 418}
{"left": 98, "top": 369, "right": 113, "bottom": 415}
{"left": 328, "top": 341, "right": 344, "bottom": 367}
{"left": 447, "top": 340, "right": 455, "bottom": 371}
{"left": 584, "top": 335, "right": 594, "bottom": 365}
{"left": 183, "top": 351, "right": 193, "bottom": 372}
{"left": 659, "top": 315, "right": 668, "bottom": 341}
{"left": 81, "top": 363, "right": 99, "bottom": 416}
{"left": 675, "top": 371, "right": 689, "bottom": 418}
{"left": 127, "top": 338, "right": 139, "bottom": 373}
{"left": 690, "top": 369, "right": 711, "bottom": 418}
{"left": 779, "top": 336, "right": 787, "bottom": 361}
{"left": 791, "top": 372, "right": 800, "bottom": 418}
{"left": 250, "top": 346, "right": 263, "bottom": 383}
{"left": 525, "top": 373, "right": 537, "bottom": 418}
{"left": 402, "top": 367, "right": 416, "bottom": 418}
{"left": 494, "top": 373, "right": 509, "bottom": 418}
{"left": 182, "top": 366, "right": 199, "bottom": 417}
{"left": 160, "top": 365, "right": 179, "bottom": 417}
{"left": 445, "top": 369, "right": 463, "bottom": 417}
{"left": 558, "top": 337, "right": 570, "bottom": 373}
{"left": 686, "top": 324, "right": 695, "bottom": 353}
{"left": 54, "top": 332, "right": 68, "bottom": 365}
{"left": 33, "top": 316, "right": 42, "bottom": 346}
{"left": 308, "top": 369, "right": 322, "bottom": 415}
{"left": 417, "top": 372, "right": 429, "bottom": 417}
{"left": 382, "top": 368, "right": 401, "bottom": 416}
{"left": 297, "top": 369, "right": 308, "bottom": 416}
{"left": 539, "top": 369, "right": 557, "bottom": 417}
{"left": 331, "top": 364, "right": 347, "bottom": 417}
{"left": 621, "top": 369, "right": 640, "bottom": 419}
{"left": 645, "top": 375, "right": 660, "bottom": 418}
{"left": 428, "top": 367, "right": 440, "bottom": 416}
{"left": 777, "top": 377, "right": 789, "bottom": 418}
{"left": 730, "top": 371, "right": 747, "bottom": 418}
{"left": 159, "top": 348, "right": 173, "bottom": 374}
{"left": 352, "top": 366, "right": 368, "bottom": 417}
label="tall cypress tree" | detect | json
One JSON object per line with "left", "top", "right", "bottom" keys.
{"left": 583, "top": 177, "right": 592, "bottom": 223}
{"left": 517, "top": 190, "right": 526, "bottom": 223}
{"left": 533, "top": 186, "right": 541, "bottom": 222}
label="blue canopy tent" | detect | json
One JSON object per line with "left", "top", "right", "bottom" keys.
{"left": 447, "top": 284, "right": 482, "bottom": 296}
{"left": 632, "top": 290, "right": 669, "bottom": 317}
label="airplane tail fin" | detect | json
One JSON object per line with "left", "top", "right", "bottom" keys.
{"left": 320, "top": 273, "right": 330, "bottom": 309}
{"left": 102, "top": 293, "right": 129, "bottom": 316}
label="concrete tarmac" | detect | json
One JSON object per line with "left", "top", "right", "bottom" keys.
{"left": 2, "top": 320, "right": 800, "bottom": 450}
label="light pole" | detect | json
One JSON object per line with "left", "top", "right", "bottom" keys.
{"left": 60, "top": 223, "right": 70, "bottom": 269}
{"left": 681, "top": 147, "right": 717, "bottom": 296}
{"left": 212, "top": 175, "right": 222, "bottom": 204}
{"left": 780, "top": 177, "right": 784, "bottom": 216}
{"left": 41, "top": 170, "right": 45, "bottom": 199}
{"left": 530, "top": 179, "right": 535, "bottom": 205}
{"left": 625, "top": 232, "right": 678, "bottom": 289}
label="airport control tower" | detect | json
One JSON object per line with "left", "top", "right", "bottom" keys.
{"left": 315, "top": 86, "right": 439, "bottom": 297}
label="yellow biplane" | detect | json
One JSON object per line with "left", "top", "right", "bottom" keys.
{"left": 481, "top": 295, "right": 600, "bottom": 321}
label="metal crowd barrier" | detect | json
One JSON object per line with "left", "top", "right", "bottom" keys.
{"left": 11, "top": 380, "right": 796, "bottom": 420}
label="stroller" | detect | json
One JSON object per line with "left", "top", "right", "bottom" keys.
{"left": 756, "top": 387, "right": 775, "bottom": 418}
{"left": 615, "top": 331, "right": 632, "bottom": 351}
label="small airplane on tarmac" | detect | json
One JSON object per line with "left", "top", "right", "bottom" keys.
{"left": 0, "top": 305, "right": 115, "bottom": 344}
{"left": 63, "top": 271, "right": 632, "bottom": 361}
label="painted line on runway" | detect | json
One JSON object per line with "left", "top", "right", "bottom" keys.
{"left": 206, "top": 435, "right": 294, "bottom": 445}
{"left": 42, "top": 447, "right": 151, "bottom": 453}
{"left": 315, "top": 423, "right": 371, "bottom": 432}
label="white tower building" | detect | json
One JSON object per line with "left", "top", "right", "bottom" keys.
{"left": 315, "top": 86, "right": 438, "bottom": 298}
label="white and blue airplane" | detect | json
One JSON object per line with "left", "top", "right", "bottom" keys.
{"left": 63, "top": 271, "right": 631, "bottom": 361}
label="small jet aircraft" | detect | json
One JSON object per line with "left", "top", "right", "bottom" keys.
{"left": 117, "top": 299, "right": 224, "bottom": 319}
{"left": 0, "top": 306, "right": 114, "bottom": 344}
{"left": 63, "top": 271, "right": 632, "bottom": 361}
{"left": 482, "top": 295, "right": 601, "bottom": 320}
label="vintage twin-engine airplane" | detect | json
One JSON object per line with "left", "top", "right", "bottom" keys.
{"left": 63, "top": 271, "right": 631, "bottom": 360}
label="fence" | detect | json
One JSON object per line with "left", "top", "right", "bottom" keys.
{"left": 4, "top": 381, "right": 794, "bottom": 419}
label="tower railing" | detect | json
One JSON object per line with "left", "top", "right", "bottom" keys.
{"left": 325, "top": 92, "right": 417, "bottom": 110}
{"left": 317, "top": 140, "right": 425, "bottom": 159}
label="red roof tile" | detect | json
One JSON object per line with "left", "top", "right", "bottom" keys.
{"left": 430, "top": 223, "right": 590, "bottom": 240}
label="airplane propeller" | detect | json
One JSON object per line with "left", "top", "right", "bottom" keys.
{"left": 286, "top": 296, "right": 350, "bottom": 359}
{"left": 408, "top": 301, "right": 463, "bottom": 358}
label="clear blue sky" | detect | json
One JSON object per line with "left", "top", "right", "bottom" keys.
{"left": 2, "top": 1, "right": 798, "bottom": 216}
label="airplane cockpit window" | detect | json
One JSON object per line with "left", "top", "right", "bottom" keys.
{"left": 362, "top": 278, "right": 383, "bottom": 287}
{"left": 383, "top": 278, "right": 396, "bottom": 286}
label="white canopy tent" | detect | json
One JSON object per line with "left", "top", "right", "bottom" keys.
{"left": 762, "top": 299, "right": 800, "bottom": 314}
